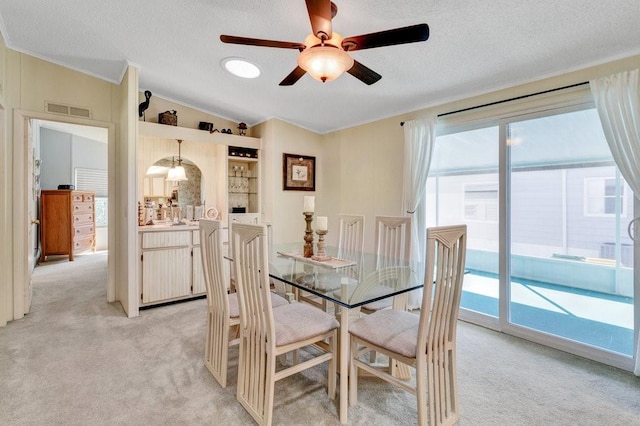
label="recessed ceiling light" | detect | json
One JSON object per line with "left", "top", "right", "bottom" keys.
{"left": 222, "top": 57, "right": 260, "bottom": 79}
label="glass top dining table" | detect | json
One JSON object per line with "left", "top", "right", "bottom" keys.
{"left": 269, "top": 243, "right": 422, "bottom": 308}
{"left": 268, "top": 243, "right": 422, "bottom": 424}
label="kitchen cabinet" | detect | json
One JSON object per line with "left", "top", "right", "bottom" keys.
{"left": 139, "top": 226, "right": 205, "bottom": 306}
{"left": 143, "top": 176, "right": 169, "bottom": 198}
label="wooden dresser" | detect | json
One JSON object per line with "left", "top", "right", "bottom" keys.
{"left": 40, "top": 190, "right": 96, "bottom": 261}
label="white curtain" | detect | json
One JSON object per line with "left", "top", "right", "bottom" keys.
{"left": 402, "top": 116, "right": 437, "bottom": 309}
{"left": 590, "top": 69, "right": 640, "bottom": 375}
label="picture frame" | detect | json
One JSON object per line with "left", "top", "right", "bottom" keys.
{"left": 283, "top": 153, "right": 316, "bottom": 191}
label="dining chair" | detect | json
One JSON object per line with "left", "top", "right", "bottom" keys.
{"left": 297, "top": 214, "right": 366, "bottom": 310}
{"left": 199, "top": 219, "right": 288, "bottom": 388}
{"left": 349, "top": 224, "right": 467, "bottom": 426}
{"left": 231, "top": 223, "right": 340, "bottom": 426}
{"left": 296, "top": 214, "right": 365, "bottom": 311}
{"left": 363, "top": 215, "right": 412, "bottom": 313}
{"left": 348, "top": 265, "right": 414, "bottom": 307}
{"left": 337, "top": 214, "right": 365, "bottom": 265}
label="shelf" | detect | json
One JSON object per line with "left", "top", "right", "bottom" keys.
{"left": 228, "top": 156, "right": 258, "bottom": 163}
{"left": 139, "top": 121, "right": 260, "bottom": 149}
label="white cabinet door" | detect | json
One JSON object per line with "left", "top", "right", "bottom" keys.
{"left": 141, "top": 247, "right": 191, "bottom": 303}
{"left": 192, "top": 245, "right": 206, "bottom": 295}
{"left": 143, "top": 177, "right": 169, "bottom": 197}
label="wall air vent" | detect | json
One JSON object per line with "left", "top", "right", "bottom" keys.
{"left": 45, "top": 101, "right": 91, "bottom": 119}
{"left": 69, "top": 106, "right": 91, "bottom": 118}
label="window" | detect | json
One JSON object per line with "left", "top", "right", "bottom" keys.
{"left": 584, "top": 177, "right": 626, "bottom": 217}
{"left": 75, "top": 167, "right": 108, "bottom": 227}
{"left": 464, "top": 183, "right": 498, "bottom": 222}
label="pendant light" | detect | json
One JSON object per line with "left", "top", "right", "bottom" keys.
{"left": 166, "top": 139, "right": 188, "bottom": 181}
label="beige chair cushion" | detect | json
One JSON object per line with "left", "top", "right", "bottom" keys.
{"left": 349, "top": 309, "right": 419, "bottom": 358}
{"left": 359, "top": 284, "right": 393, "bottom": 311}
{"left": 228, "top": 292, "right": 288, "bottom": 319}
{"left": 270, "top": 292, "right": 289, "bottom": 308}
{"left": 273, "top": 303, "right": 340, "bottom": 347}
{"left": 361, "top": 297, "right": 392, "bottom": 311}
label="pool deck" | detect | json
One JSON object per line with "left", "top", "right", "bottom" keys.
{"left": 461, "top": 273, "right": 634, "bottom": 355}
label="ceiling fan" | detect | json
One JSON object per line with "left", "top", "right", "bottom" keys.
{"left": 220, "top": 0, "right": 429, "bottom": 86}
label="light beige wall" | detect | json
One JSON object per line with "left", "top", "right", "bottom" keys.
{"left": 20, "top": 55, "right": 113, "bottom": 121}
{"left": 405, "top": 55, "right": 640, "bottom": 124}
{"left": 1, "top": 47, "right": 128, "bottom": 324}
{"left": 139, "top": 93, "right": 251, "bottom": 136}
{"left": 113, "top": 66, "right": 138, "bottom": 317}
{"left": 0, "top": 33, "right": 17, "bottom": 325}
{"left": 321, "top": 116, "right": 406, "bottom": 251}
{"left": 253, "top": 119, "right": 324, "bottom": 245}
{"left": 321, "top": 54, "right": 640, "bottom": 253}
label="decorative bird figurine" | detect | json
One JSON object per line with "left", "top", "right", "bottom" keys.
{"left": 138, "top": 90, "right": 152, "bottom": 119}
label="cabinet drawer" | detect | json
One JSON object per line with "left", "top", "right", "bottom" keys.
{"left": 73, "top": 202, "right": 94, "bottom": 214}
{"left": 73, "top": 193, "right": 94, "bottom": 203}
{"left": 142, "top": 231, "right": 191, "bottom": 248}
{"left": 74, "top": 213, "right": 94, "bottom": 224}
{"left": 74, "top": 224, "right": 94, "bottom": 237}
{"left": 74, "top": 236, "right": 94, "bottom": 251}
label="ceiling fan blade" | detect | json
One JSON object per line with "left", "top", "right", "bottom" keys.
{"left": 220, "top": 35, "right": 305, "bottom": 50}
{"left": 341, "top": 23, "right": 429, "bottom": 52}
{"left": 347, "top": 61, "right": 382, "bottom": 85}
{"left": 305, "top": 0, "right": 333, "bottom": 40}
{"left": 279, "top": 66, "right": 307, "bottom": 86}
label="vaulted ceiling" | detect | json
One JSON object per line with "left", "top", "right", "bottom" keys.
{"left": 1, "top": 0, "right": 639, "bottom": 133}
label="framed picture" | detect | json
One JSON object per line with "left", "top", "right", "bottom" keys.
{"left": 283, "top": 153, "right": 316, "bottom": 191}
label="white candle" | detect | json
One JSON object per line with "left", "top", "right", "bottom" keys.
{"left": 303, "top": 196, "right": 315, "bottom": 213}
{"left": 316, "top": 216, "right": 327, "bottom": 231}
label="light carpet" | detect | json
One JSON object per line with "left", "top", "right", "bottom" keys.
{"left": 1, "top": 252, "right": 639, "bottom": 425}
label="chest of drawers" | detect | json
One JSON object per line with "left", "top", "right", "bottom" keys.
{"left": 40, "top": 190, "right": 96, "bottom": 261}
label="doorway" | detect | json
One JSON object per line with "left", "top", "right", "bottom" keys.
{"left": 13, "top": 111, "right": 115, "bottom": 318}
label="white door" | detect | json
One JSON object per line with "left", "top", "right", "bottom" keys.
{"left": 25, "top": 119, "right": 37, "bottom": 313}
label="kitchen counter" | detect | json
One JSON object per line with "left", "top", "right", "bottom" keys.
{"left": 138, "top": 221, "right": 200, "bottom": 232}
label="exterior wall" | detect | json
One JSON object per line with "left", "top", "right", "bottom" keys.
{"left": 567, "top": 167, "right": 632, "bottom": 259}
{"left": 432, "top": 166, "right": 632, "bottom": 260}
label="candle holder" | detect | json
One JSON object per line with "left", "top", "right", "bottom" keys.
{"left": 303, "top": 212, "right": 314, "bottom": 258}
{"left": 312, "top": 230, "right": 331, "bottom": 261}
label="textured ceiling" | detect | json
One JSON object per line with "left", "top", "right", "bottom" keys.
{"left": 1, "top": 0, "right": 639, "bottom": 134}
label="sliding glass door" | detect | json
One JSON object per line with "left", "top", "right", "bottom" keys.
{"left": 427, "top": 97, "right": 636, "bottom": 368}
{"left": 426, "top": 125, "right": 500, "bottom": 320}
{"left": 507, "top": 108, "right": 634, "bottom": 355}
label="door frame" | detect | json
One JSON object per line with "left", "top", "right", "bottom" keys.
{"left": 12, "top": 110, "right": 116, "bottom": 319}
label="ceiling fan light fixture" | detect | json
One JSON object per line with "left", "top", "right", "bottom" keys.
{"left": 297, "top": 45, "right": 353, "bottom": 83}
{"left": 222, "top": 57, "right": 260, "bottom": 79}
